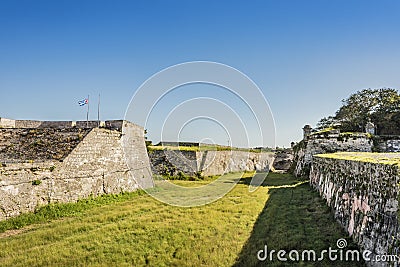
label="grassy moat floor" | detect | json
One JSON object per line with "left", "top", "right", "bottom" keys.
{"left": 0, "top": 173, "right": 364, "bottom": 266}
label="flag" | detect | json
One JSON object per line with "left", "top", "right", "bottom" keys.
{"left": 78, "top": 98, "right": 88, "bottom": 106}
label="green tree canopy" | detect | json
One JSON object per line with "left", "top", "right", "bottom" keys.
{"left": 316, "top": 88, "right": 400, "bottom": 135}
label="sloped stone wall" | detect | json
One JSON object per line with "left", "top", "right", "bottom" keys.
{"left": 386, "top": 140, "right": 400, "bottom": 152}
{"left": 148, "top": 149, "right": 274, "bottom": 177}
{"left": 310, "top": 156, "right": 399, "bottom": 266}
{"left": 272, "top": 150, "right": 294, "bottom": 171}
{"left": 148, "top": 150, "right": 198, "bottom": 176}
{"left": 375, "top": 138, "right": 400, "bottom": 153}
{"left": 0, "top": 128, "right": 92, "bottom": 162}
{"left": 0, "top": 121, "right": 153, "bottom": 220}
{"left": 196, "top": 150, "right": 274, "bottom": 176}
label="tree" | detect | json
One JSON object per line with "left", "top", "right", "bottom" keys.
{"left": 316, "top": 88, "right": 400, "bottom": 134}
{"left": 315, "top": 116, "right": 335, "bottom": 131}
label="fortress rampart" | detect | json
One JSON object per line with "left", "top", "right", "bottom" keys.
{"left": 0, "top": 119, "right": 153, "bottom": 220}
{"left": 149, "top": 149, "right": 275, "bottom": 177}
{"left": 310, "top": 153, "right": 399, "bottom": 267}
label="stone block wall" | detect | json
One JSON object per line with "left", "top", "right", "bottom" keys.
{"left": 0, "top": 128, "right": 92, "bottom": 163}
{"left": 310, "top": 156, "right": 399, "bottom": 266}
{"left": 272, "top": 150, "right": 294, "bottom": 171}
{"left": 0, "top": 118, "right": 16, "bottom": 128}
{"left": 375, "top": 138, "right": 400, "bottom": 153}
{"left": 149, "top": 150, "right": 198, "bottom": 176}
{"left": 121, "top": 121, "right": 154, "bottom": 189}
{"left": 38, "top": 121, "right": 74, "bottom": 128}
{"left": 0, "top": 120, "right": 153, "bottom": 220}
{"left": 196, "top": 150, "right": 274, "bottom": 176}
{"left": 105, "top": 120, "right": 124, "bottom": 130}
{"left": 0, "top": 118, "right": 125, "bottom": 130}
{"left": 293, "top": 135, "right": 373, "bottom": 177}
{"left": 15, "top": 120, "right": 42, "bottom": 128}
{"left": 148, "top": 149, "right": 274, "bottom": 177}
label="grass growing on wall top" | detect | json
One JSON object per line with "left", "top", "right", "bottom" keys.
{"left": 0, "top": 173, "right": 363, "bottom": 266}
{"left": 315, "top": 152, "right": 400, "bottom": 165}
{"left": 310, "top": 127, "right": 335, "bottom": 135}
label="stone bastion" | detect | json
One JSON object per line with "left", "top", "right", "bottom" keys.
{"left": 0, "top": 118, "right": 153, "bottom": 220}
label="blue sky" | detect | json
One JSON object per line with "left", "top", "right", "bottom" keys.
{"left": 1, "top": 0, "right": 399, "bottom": 147}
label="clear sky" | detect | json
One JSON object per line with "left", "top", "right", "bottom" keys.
{"left": 1, "top": 0, "right": 399, "bottom": 147}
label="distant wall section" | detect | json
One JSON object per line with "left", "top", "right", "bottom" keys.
{"left": 149, "top": 149, "right": 274, "bottom": 177}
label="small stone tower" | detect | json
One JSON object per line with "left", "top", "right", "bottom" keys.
{"left": 303, "top": 125, "right": 312, "bottom": 140}
{"left": 365, "top": 121, "right": 375, "bottom": 135}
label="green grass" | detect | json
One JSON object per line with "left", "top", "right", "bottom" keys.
{"left": 0, "top": 191, "right": 147, "bottom": 233}
{"left": 311, "top": 127, "right": 335, "bottom": 135}
{"left": 235, "top": 174, "right": 364, "bottom": 267}
{"left": 0, "top": 173, "right": 364, "bottom": 266}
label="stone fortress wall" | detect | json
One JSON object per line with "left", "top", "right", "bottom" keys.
{"left": 149, "top": 149, "right": 275, "bottom": 177}
{"left": 0, "top": 116, "right": 274, "bottom": 220}
{"left": 293, "top": 131, "right": 373, "bottom": 177}
{"left": 196, "top": 150, "right": 275, "bottom": 176}
{"left": 0, "top": 118, "right": 153, "bottom": 220}
{"left": 292, "top": 124, "right": 400, "bottom": 177}
{"left": 292, "top": 124, "right": 400, "bottom": 266}
{"left": 310, "top": 154, "right": 399, "bottom": 267}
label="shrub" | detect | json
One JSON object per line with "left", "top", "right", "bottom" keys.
{"left": 32, "top": 180, "right": 42, "bottom": 186}
{"left": 195, "top": 171, "right": 203, "bottom": 179}
{"left": 176, "top": 171, "right": 186, "bottom": 180}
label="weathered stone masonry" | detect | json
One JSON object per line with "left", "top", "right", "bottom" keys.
{"left": 149, "top": 149, "right": 275, "bottom": 177}
{"left": 196, "top": 150, "right": 275, "bottom": 176}
{"left": 310, "top": 155, "right": 399, "bottom": 266}
{"left": 0, "top": 120, "right": 153, "bottom": 220}
{"left": 293, "top": 133, "right": 372, "bottom": 177}
{"left": 292, "top": 125, "right": 400, "bottom": 178}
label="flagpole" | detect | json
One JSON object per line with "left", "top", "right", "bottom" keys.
{"left": 97, "top": 93, "right": 100, "bottom": 127}
{"left": 86, "top": 94, "right": 89, "bottom": 128}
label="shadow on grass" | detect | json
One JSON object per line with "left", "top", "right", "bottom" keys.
{"left": 238, "top": 172, "right": 307, "bottom": 187}
{"left": 233, "top": 173, "right": 365, "bottom": 267}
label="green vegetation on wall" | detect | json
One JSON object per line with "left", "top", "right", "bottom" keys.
{"left": 316, "top": 88, "right": 400, "bottom": 135}
{"left": 315, "top": 152, "right": 400, "bottom": 166}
